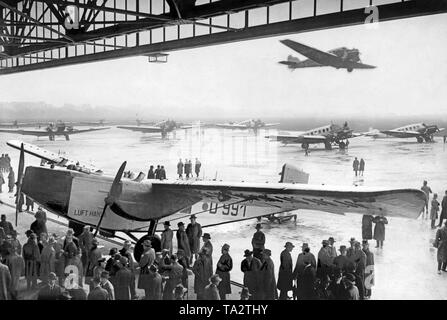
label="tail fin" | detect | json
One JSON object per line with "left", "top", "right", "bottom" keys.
{"left": 287, "top": 55, "right": 300, "bottom": 63}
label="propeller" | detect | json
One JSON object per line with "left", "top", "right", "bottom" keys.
{"left": 15, "top": 143, "right": 25, "bottom": 226}
{"left": 93, "top": 161, "right": 126, "bottom": 237}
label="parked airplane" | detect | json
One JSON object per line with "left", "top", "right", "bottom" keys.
{"left": 216, "top": 119, "right": 279, "bottom": 132}
{"left": 7, "top": 140, "right": 425, "bottom": 257}
{"left": 117, "top": 120, "right": 178, "bottom": 138}
{"left": 279, "top": 39, "right": 376, "bottom": 72}
{"left": 267, "top": 122, "right": 361, "bottom": 150}
{"left": 0, "top": 120, "right": 47, "bottom": 128}
{"left": 380, "top": 123, "right": 444, "bottom": 143}
{"left": 0, "top": 121, "right": 110, "bottom": 141}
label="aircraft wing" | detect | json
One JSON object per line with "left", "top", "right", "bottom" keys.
{"left": 380, "top": 130, "right": 421, "bottom": 138}
{"left": 280, "top": 39, "right": 375, "bottom": 70}
{"left": 0, "top": 129, "right": 52, "bottom": 136}
{"left": 215, "top": 124, "right": 248, "bottom": 129}
{"left": 66, "top": 127, "right": 110, "bottom": 135}
{"left": 6, "top": 140, "right": 102, "bottom": 173}
{"left": 117, "top": 125, "right": 162, "bottom": 133}
{"left": 263, "top": 123, "right": 280, "bottom": 128}
{"left": 147, "top": 180, "right": 426, "bottom": 221}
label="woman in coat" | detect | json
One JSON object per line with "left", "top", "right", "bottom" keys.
{"left": 373, "top": 216, "right": 388, "bottom": 248}
{"left": 216, "top": 244, "right": 232, "bottom": 300}
{"left": 277, "top": 242, "right": 294, "bottom": 300}
{"left": 439, "top": 191, "right": 447, "bottom": 227}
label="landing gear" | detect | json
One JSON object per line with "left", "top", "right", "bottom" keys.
{"left": 301, "top": 142, "right": 309, "bottom": 149}
{"left": 417, "top": 137, "right": 423, "bottom": 143}
{"left": 424, "top": 135, "right": 434, "bottom": 142}
{"left": 347, "top": 68, "right": 353, "bottom": 73}
{"left": 65, "top": 134, "right": 70, "bottom": 141}
{"left": 133, "top": 219, "right": 161, "bottom": 262}
{"left": 324, "top": 141, "right": 332, "bottom": 150}
{"left": 49, "top": 135, "right": 55, "bottom": 141}
{"left": 339, "top": 141, "right": 346, "bottom": 150}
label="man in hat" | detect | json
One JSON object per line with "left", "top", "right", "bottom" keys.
{"left": 88, "top": 277, "right": 108, "bottom": 300}
{"left": 30, "top": 211, "right": 47, "bottom": 241}
{"left": 317, "top": 240, "right": 333, "bottom": 285}
{"left": 0, "top": 214, "right": 14, "bottom": 237}
{"left": 186, "top": 215, "right": 202, "bottom": 264}
{"left": 22, "top": 232, "right": 40, "bottom": 289}
{"left": 328, "top": 237, "right": 337, "bottom": 260}
{"left": 204, "top": 274, "right": 222, "bottom": 300}
{"left": 193, "top": 248, "right": 211, "bottom": 300}
{"left": 251, "top": 223, "right": 265, "bottom": 260}
{"left": 349, "top": 241, "right": 366, "bottom": 285}
{"left": 373, "top": 216, "right": 388, "bottom": 248}
{"left": 333, "top": 245, "right": 350, "bottom": 273}
{"left": 434, "top": 221, "right": 447, "bottom": 274}
{"left": 86, "top": 238, "right": 102, "bottom": 279}
{"left": 78, "top": 225, "right": 94, "bottom": 272}
{"left": 277, "top": 241, "right": 294, "bottom": 300}
{"left": 261, "top": 249, "right": 277, "bottom": 300}
{"left": 343, "top": 273, "right": 359, "bottom": 300}
{"left": 37, "top": 272, "right": 63, "bottom": 300}
{"left": 161, "top": 221, "right": 174, "bottom": 254}
{"left": 176, "top": 249, "right": 190, "bottom": 288}
{"left": 177, "top": 159, "right": 184, "bottom": 179}
{"left": 138, "top": 239, "right": 156, "bottom": 298}
{"left": 292, "top": 243, "right": 316, "bottom": 287}
{"left": 347, "top": 237, "right": 356, "bottom": 259}
{"left": 118, "top": 239, "right": 137, "bottom": 299}
{"left": 164, "top": 254, "right": 184, "bottom": 300}
{"left": 176, "top": 222, "right": 191, "bottom": 261}
{"left": 100, "top": 270, "right": 115, "bottom": 300}
{"left": 301, "top": 261, "right": 317, "bottom": 300}
{"left": 201, "top": 233, "right": 213, "bottom": 275}
{"left": 9, "top": 230, "right": 21, "bottom": 255}
{"left": 113, "top": 256, "right": 133, "bottom": 300}
{"left": 241, "top": 249, "right": 262, "bottom": 300}
{"left": 362, "top": 240, "right": 374, "bottom": 299}
{"left": 216, "top": 243, "right": 232, "bottom": 300}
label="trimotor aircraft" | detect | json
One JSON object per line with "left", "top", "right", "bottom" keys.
{"left": 267, "top": 122, "right": 361, "bottom": 150}
{"left": 6, "top": 140, "right": 425, "bottom": 260}
{"left": 117, "top": 120, "right": 179, "bottom": 139}
{"left": 279, "top": 39, "right": 376, "bottom": 72}
{"left": 215, "top": 119, "right": 279, "bottom": 132}
{"left": 378, "top": 123, "right": 444, "bottom": 143}
{"left": 0, "top": 121, "right": 110, "bottom": 141}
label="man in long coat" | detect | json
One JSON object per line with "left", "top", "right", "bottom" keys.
{"left": 261, "top": 249, "right": 278, "bottom": 300}
{"left": 277, "top": 241, "right": 294, "bottom": 300}
{"left": 317, "top": 240, "right": 333, "bottom": 286}
{"left": 352, "top": 157, "right": 359, "bottom": 176}
{"left": 186, "top": 215, "right": 202, "bottom": 263}
{"left": 300, "top": 262, "right": 317, "bottom": 300}
{"left": 434, "top": 221, "right": 447, "bottom": 274}
{"left": 251, "top": 223, "right": 265, "bottom": 260}
{"left": 241, "top": 249, "right": 262, "bottom": 300}
{"left": 292, "top": 243, "right": 316, "bottom": 284}
{"left": 362, "top": 215, "right": 374, "bottom": 240}
{"left": 113, "top": 257, "right": 132, "bottom": 300}
{"left": 176, "top": 222, "right": 191, "bottom": 261}
{"left": 201, "top": 233, "right": 213, "bottom": 276}
{"left": 216, "top": 243, "right": 232, "bottom": 300}
{"left": 78, "top": 225, "right": 93, "bottom": 272}
{"left": 164, "top": 254, "right": 184, "bottom": 300}
{"left": 22, "top": 233, "right": 40, "bottom": 289}
{"left": 177, "top": 159, "right": 184, "bottom": 179}
{"left": 362, "top": 241, "right": 374, "bottom": 299}
{"left": 193, "top": 249, "right": 211, "bottom": 300}
{"left": 439, "top": 190, "right": 447, "bottom": 227}
{"left": 5, "top": 247, "right": 24, "bottom": 299}
{"left": 161, "top": 221, "right": 174, "bottom": 254}
{"left": 7, "top": 168, "right": 14, "bottom": 193}
{"left": 373, "top": 216, "right": 388, "bottom": 248}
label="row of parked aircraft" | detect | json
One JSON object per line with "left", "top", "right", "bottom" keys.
{"left": 0, "top": 120, "right": 443, "bottom": 148}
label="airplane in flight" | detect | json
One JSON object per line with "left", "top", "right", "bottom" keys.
{"left": 267, "top": 122, "right": 361, "bottom": 150}
{"left": 278, "top": 39, "right": 376, "bottom": 72}
{"left": 378, "top": 123, "right": 444, "bottom": 143}
{"left": 117, "top": 120, "right": 179, "bottom": 139}
{"left": 0, "top": 121, "right": 110, "bottom": 141}
{"left": 215, "top": 119, "right": 279, "bottom": 132}
{"left": 6, "top": 140, "right": 425, "bottom": 258}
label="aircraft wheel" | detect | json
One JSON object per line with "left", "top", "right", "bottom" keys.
{"left": 347, "top": 68, "right": 353, "bottom": 73}
{"left": 301, "top": 143, "right": 309, "bottom": 150}
{"left": 134, "top": 234, "right": 162, "bottom": 263}
{"left": 324, "top": 141, "right": 332, "bottom": 150}
{"left": 339, "top": 141, "right": 346, "bottom": 150}
{"left": 417, "top": 137, "right": 423, "bottom": 143}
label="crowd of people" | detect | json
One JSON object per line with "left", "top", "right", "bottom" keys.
{"left": 146, "top": 165, "right": 167, "bottom": 180}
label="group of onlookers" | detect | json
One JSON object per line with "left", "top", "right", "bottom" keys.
{"left": 177, "top": 158, "right": 201, "bottom": 179}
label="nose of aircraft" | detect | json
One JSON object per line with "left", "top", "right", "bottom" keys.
{"left": 22, "top": 166, "right": 72, "bottom": 216}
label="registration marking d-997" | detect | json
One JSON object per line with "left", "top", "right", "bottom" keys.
{"left": 208, "top": 203, "right": 247, "bottom": 217}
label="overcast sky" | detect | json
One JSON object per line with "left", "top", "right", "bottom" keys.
{"left": 0, "top": 12, "right": 446, "bottom": 120}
